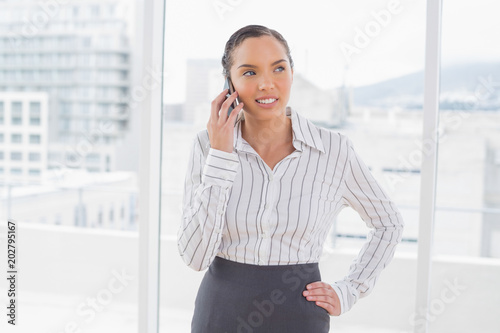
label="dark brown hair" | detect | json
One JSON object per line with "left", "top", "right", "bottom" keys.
{"left": 221, "top": 25, "right": 294, "bottom": 78}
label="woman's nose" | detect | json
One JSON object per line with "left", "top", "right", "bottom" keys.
{"left": 258, "top": 73, "right": 275, "bottom": 90}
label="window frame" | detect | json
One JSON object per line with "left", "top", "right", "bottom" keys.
{"left": 140, "top": 0, "right": 443, "bottom": 332}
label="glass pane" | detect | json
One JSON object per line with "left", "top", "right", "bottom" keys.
{"left": 430, "top": 0, "right": 500, "bottom": 332}
{"left": 0, "top": 1, "right": 141, "bottom": 332}
{"left": 161, "top": 0, "right": 425, "bottom": 331}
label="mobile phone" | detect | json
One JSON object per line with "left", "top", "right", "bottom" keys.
{"left": 223, "top": 76, "right": 239, "bottom": 116}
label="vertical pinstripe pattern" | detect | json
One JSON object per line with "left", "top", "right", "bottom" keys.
{"left": 177, "top": 106, "right": 404, "bottom": 314}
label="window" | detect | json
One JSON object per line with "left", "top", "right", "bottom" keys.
{"left": 29, "top": 134, "right": 41, "bottom": 144}
{"left": 109, "top": 206, "right": 114, "bottom": 223}
{"left": 29, "top": 152, "right": 41, "bottom": 161}
{"left": 11, "top": 133, "right": 22, "bottom": 143}
{"left": 86, "top": 153, "right": 100, "bottom": 163}
{"left": 10, "top": 152, "right": 22, "bottom": 161}
{"left": 0, "top": 151, "right": 3, "bottom": 160}
{"left": 0, "top": 101, "right": 4, "bottom": 124}
{"left": 91, "top": 5, "right": 100, "bottom": 18}
{"left": 59, "top": 119, "right": 71, "bottom": 131}
{"left": 11, "top": 101, "right": 22, "bottom": 124}
{"left": 60, "top": 102, "right": 71, "bottom": 115}
{"left": 80, "top": 103, "right": 90, "bottom": 114}
{"left": 29, "top": 168, "right": 41, "bottom": 176}
{"left": 10, "top": 167, "right": 22, "bottom": 175}
{"left": 30, "top": 102, "right": 41, "bottom": 125}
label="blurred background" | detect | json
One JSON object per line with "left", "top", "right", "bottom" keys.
{"left": 0, "top": 0, "right": 499, "bottom": 332}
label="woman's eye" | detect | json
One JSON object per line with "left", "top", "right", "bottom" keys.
{"left": 275, "top": 66, "right": 285, "bottom": 72}
{"left": 243, "top": 70, "right": 255, "bottom": 76}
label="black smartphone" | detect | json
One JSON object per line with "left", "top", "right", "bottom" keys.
{"left": 223, "top": 76, "right": 239, "bottom": 117}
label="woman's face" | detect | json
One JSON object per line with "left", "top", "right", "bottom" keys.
{"left": 229, "top": 35, "right": 293, "bottom": 120}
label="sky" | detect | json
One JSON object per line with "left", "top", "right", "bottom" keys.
{"left": 162, "top": 0, "right": 500, "bottom": 104}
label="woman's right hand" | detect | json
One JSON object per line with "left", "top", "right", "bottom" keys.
{"left": 207, "top": 89, "right": 244, "bottom": 153}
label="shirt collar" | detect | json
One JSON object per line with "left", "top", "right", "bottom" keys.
{"left": 233, "top": 106, "right": 325, "bottom": 154}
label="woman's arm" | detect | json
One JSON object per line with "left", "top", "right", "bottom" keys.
{"left": 331, "top": 136, "right": 405, "bottom": 314}
{"left": 176, "top": 131, "right": 240, "bottom": 271}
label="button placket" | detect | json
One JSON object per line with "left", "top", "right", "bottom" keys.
{"left": 258, "top": 171, "right": 276, "bottom": 263}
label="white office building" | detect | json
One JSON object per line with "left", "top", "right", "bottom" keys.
{"left": 0, "top": 91, "right": 48, "bottom": 183}
{"left": 0, "top": 0, "right": 136, "bottom": 173}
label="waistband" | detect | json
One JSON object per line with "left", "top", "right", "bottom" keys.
{"left": 209, "top": 256, "right": 320, "bottom": 282}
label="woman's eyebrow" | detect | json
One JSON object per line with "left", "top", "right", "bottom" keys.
{"left": 237, "top": 59, "right": 287, "bottom": 69}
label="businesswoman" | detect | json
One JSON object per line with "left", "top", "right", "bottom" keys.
{"left": 177, "top": 24, "right": 404, "bottom": 332}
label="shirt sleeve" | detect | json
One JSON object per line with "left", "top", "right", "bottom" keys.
{"left": 177, "top": 133, "right": 240, "bottom": 271}
{"left": 330, "top": 136, "right": 405, "bottom": 315}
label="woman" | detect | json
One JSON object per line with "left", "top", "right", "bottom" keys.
{"left": 177, "top": 24, "right": 404, "bottom": 332}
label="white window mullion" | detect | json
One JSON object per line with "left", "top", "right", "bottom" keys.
{"left": 138, "top": 0, "right": 166, "bottom": 332}
{"left": 415, "top": 0, "right": 443, "bottom": 332}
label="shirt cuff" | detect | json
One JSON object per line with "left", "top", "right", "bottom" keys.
{"left": 202, "top": 148, "right": 239, "bottom": 188}
{"left": 330, "top": 280, "right": 360, "bottom": 315}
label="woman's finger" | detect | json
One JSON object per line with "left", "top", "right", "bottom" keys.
{"left": 315, "top": 301, "right": 338, "bottom": 316}
{"left": 303, "top": 281, "right": 341, "bottom": 316}
{"left": 227, "top": 100, "right": 244, "bottom": 123}
{"left": 218, "top": 91, "right": 239, "bottom": 123}
{"left": 211, "top": 89, "right": 230, "bottom": 121}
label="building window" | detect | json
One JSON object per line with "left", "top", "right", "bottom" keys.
{"left": 109, "top": 207, "right": 114, "bottom": 223}
{"left": 80, "top": 103, "right": 90, "bottom": 114}
{"left": 91, "top": 5, "right": 100, "bottom": 18}
{"left": 11, "top": 152, "right": 22, "bottom": 161}
{"left": 98, "top": 206, "right": 103, "bottom": 226}
{"left": 83, "top": 37, "right": 91, "bottom": 48}
{"left": 98, "top": 103, "right": 110, "bottom": 115}
{"left": 11, "top": 101, "right": 22, "bottom": 125}
{"left": 29, "top": 152, "right": 41, "bottom": 161}
{"left": 29, "top": 134, "right": 41, "bottom": 144}
{"left": 59, "top": 119, "right": 71, "bottom": 131}
{"left": 11, "top": 133, "right": 22, "bottom": 143}
{"left": 10, "top": 168, "right": 22, "bottom": 175}
{"left": 86, "top": 153, "right": 100, "bottom": 163}
{"left": 30, "top": 102, "right": 41, "bottom": 125}
{"left": 0, "top": 151, "right": 3, "bottom": 160}
{"left": 0, "top": 133, "right": 3, "bottom": 143}
{"left": 29, "top": 169, "right": 40, "bottom": 176}
{"left": 60, "top": 102, "right": 71, "bottom": 115}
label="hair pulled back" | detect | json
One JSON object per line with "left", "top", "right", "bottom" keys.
{"left": 221, "top": 25, "right": 294, "bottom": 78}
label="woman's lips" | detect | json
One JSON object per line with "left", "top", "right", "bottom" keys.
{"left": 255, "top": 98, "right": 278, "bottom": 108}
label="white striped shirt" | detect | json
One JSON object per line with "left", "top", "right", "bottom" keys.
{"left": 177, "top": 106, "right": 404, "bottom": 314}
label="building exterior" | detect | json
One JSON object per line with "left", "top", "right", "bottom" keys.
{"left": 0, "top": 0, "right": 136, "bottom": 173}
{"left": 0, "top": 92, "right": 48, "bottom": 184}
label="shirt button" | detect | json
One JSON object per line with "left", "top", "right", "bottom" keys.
{"left": 269, "top": 174, "right": 274, "bottom": 181}
{"left": 217, "top": 209, "right": 224, "bottom": 215}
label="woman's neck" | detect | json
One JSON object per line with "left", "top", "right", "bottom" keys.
{"left": 241, "top": 111, "right": 293, "bottom": 153}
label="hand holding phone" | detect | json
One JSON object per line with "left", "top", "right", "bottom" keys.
{"left": 223, "top": 76, "right": 240, "bottom": 117}
{"left": 206, "top": 78, "right": 244, "bottom": 153}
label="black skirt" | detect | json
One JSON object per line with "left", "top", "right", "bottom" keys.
{"left": 191, "top": 256, "right": 330, "bottom": 332}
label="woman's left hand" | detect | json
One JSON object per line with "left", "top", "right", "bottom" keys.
{"left": 303, "top": 281, "right": 341, "bottom": 316}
